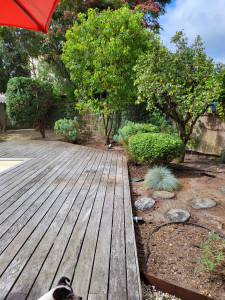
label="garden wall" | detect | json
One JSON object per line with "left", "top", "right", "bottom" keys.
{"left": 193, "top": 113, "right": 225, "bottom": 156}
{"left": 78, "top": 110, "right": 104, "bottom": 135}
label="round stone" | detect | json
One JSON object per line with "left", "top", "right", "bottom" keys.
{"left": 221, "top": 187, "right": 225, "bottom": 193}
{"left": 190, "top": 198, "right": 217, "bottom": 210}
{"left": 167, "top": 209, "right": 190, "bottom": 222}
{"left": 152, "top": 191, "right": 175, "bottom": 200}
{"left": 134, "top": 198, "right": 155, "bottom": 210}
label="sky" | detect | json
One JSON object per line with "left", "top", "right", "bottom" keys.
{"left": 158, "top": 0, "right": 225, "bottom": 64}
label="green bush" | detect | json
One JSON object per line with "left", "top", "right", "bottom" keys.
{"left": 7, "top": 77, "right": 58, "bottom": 138}
{"left": 118, "top": 122, "right": 160, "bottom": 145}
{"left": 144, "top": 165, "right": 179, "bottom": 191}
{"left": 128, "top": 132, "right": 185, "bottom": 164}
{"left": 54, "top": 117, "right": 79, "bottom": 143}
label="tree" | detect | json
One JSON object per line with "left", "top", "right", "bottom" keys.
{"left": 60, "top": 0, "right": 171, "bottom": 29}
{"left": 62, "top": 6, "right": 154, "bottom": 143}
{"left": 0, "top": 27, "right": 42, "bottom": 93}
{"left": 6, "top": 77, "right": 58, "bottom": 138}
{"left": 39, "top": 0, "right": 171, "bottom": 95}
{"left": 134, "top": 31, "right": 223, "bottom": 161}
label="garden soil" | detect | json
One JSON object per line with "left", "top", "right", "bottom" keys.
{"left": 1, "top": 130, "right": 225, "bottom": 299}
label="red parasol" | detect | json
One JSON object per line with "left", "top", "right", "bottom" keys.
{"left": 0, "top": 0, "right": 60, "bottom": 33}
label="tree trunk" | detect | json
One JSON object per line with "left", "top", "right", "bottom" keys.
{"left": 102, "top": 112, "right": 114, "bottom": 145}
{"left": 0, "top": 120, "right": 3, "bottom": 132}
{"left": 38, "top": 120, "right": 46, "bottom": 138}
{"left": 3, "top": 106, "right": 7, "bottom": 132}
{"left": 39, "top": 127, "right": 45, "bottom": 138}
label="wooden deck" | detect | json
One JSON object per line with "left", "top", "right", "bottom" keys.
{"left": 0, "top": 139, "right": 141, "bottom": 300}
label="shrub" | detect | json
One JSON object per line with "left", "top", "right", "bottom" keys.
{"left": 144, "top": 165, "right": 179, "bottom": 191}
{"left": 118, "top": 122, "right": 160, "bottom": 145}
{"left": 7, "top": 77, "right": 58, "bottom": 138}
{"left": 54, "top": 117, "right": 79, "bottom": 143}
{"left": 128, "top": 132, "right": 185, "bottom": 164}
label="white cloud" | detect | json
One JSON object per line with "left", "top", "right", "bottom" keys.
{"left": 159, "top": 0, "right": 225, "bottom": 63}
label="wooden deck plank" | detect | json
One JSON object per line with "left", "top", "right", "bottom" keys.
{"left": 0, "top": 147, "right": 66, "bottom": 196}
{"left": 72, "top": 153, "right": 113, "bottom": 299}
{"left": 0, "top": 148, "right": 79, "bottom": 226}
{"left": 0, "top": 147, "right": 89, "bottom": 251}
{"left": 6, "top": 150, "right": 100, "bottom": 299}
{"left": 0, "top": 139, "right": 141, "bottom": 300}
{"left": 88, "top": 294, "right": 107, "bottom": 300}
{"left": 51, "top": 152, "right": 108, "bottom": 289}
{"left": 108, "top": 155, "right": 127, "bottom": 300}
{"left": 123, "top": 157, "right": 142, "bottom": 300}
{"left": 88, "top": 153, "right": 117, "bottom": 296}
{"left": 0, "top": 149, "right": 96, "bottom": 298}
{"left": 26, "top": 150, "right": 104, "bottom": 299}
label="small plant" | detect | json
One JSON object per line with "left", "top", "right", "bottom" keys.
{"left": 144, "top": 165, "right": 179, "bottom": 191}
{"left": 198, "top": 231, "right": 225, "bottom": 279}
{"left": 54, "top": 117, "right": 79, "bottom": 143}
{"left": 128, "top": 132, "right": 185, "bottom": 164}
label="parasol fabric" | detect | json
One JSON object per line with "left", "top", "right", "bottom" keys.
{"left": 0, "top": 0, "right": 60, "bottom": 33}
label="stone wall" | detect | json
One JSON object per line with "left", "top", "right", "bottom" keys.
{"left": 193, "top": 113, "right": 225, "bottom": 156}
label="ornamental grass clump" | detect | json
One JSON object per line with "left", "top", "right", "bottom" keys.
{"left": 144, "top": 165, "right": 179, "bottom": 191}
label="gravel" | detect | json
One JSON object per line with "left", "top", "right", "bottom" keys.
{"left": 141, "top": 281, "right": 181, "bottom": 300}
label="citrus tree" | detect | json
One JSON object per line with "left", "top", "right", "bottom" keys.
{"left": 135, "top": 31, "right": 224, "bottom": 160}
{"left": 6, "top": 77, "right": 58, "bottom": 138}
{"left": 62, "top": 6, "right": 154, "bottom": 143}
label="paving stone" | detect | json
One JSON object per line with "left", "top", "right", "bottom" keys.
{"left": 152, "top": 191, "right": 175, "bottom": 200}
{"left": 134, "top": 197, "right": 155, "bottom": 210}
{"left": 167, "top": 209, "right": 190, "bottom": 222}
{"left": 221, "top": 186, "right": 225, "bottom": 193}
{"left": 190, "top": 198, "right": 216, "bottom": 210}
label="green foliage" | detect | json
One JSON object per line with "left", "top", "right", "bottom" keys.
{"left": 144, "top": 165, "right": 179, "bottom": 191}
{"left": 128, "top": 132, "right": 185, "bottom": 164}
{"left": 6, "top": 77, "right": 58, "bottom": 138}
{"left": 0, "top": 26, "right": 38, "bottom": 93}
{"left": 62, "top": 6, "right": 153, "bottom": 143}
{"left": 198, "top": 231, "right": 225, "bottom": 278}
{"left": 60, "top": 0, "right": 171, "bottom": 30}
{"left": 187, "top": 137, "right": 200, "bottom": 152}
{"left": 54, "top": 117, "right": 79, "bottom": 143}
{"left": 118, "top": 121, "right": 159, "bottom": 145}
{"left": 134, "top": 30, "right": 223, "bottom": 157}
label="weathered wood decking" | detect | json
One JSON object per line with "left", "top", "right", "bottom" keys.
{"left": 0, "top": 139, "right": 141, "bottom": 300}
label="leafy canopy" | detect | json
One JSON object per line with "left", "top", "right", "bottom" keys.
{"left": 6, "top": 77, "right": 58, "bottom": 137}
{"left": 60, "top": 0, "right": 171, "bottom": 29}
{"left": 135, "top": 31, "right": 223, "bottom": 151}
{"left": 62, "top": 6, "right": 154, "bottom": 142}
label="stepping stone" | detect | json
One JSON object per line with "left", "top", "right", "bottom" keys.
{"left": 190, "top": 198, "right": 216, "bottom": 210}
{"left": 221, "top": 187, "right": 225, "bottom": 193}
{"left": 167, "top": 209, "right": 190, "bottom": 222}
{"left": 152, "top": 191, "right": 175, "bottom": 200}
{"left": 134, "top": 197, "right": 155, "bottom": 210}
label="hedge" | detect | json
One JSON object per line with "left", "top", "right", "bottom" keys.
{"left": 128, "top": 132, "right": 185, "bottom": 164}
